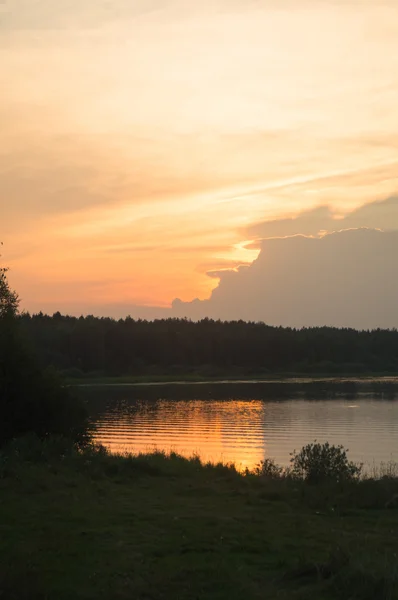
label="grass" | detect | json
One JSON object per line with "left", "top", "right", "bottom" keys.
{"left": 1, "top": 442, "right": 398, "bottom": 600}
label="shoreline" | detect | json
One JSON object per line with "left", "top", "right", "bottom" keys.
{"left": 67, "top": 374, "right": 398, "bottom": 387}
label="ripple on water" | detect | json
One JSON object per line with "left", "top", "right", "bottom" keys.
{"left": 87, "top": 394, "right": 398, "bottom": 471}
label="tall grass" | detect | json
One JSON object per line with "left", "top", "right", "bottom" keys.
{"left": 366, "top": 460, "right": 398, "bottom": 480}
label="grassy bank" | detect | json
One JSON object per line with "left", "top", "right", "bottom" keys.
{"left": 1, "top": 443, "right": 398, "bottom": 600}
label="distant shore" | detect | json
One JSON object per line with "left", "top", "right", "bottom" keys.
{"left": 66, "top": 373, "right": 398, "bottom": 387}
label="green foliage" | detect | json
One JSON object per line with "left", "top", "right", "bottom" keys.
{"left": 290, "top": 441, "right": 363, "bottom": 483}
{"left": 0, "top": 330, "right": 90, "bottom": 447}
{"left": 0, "top": 265, "right": 90, "bottom": 448}
{"left": 0, "top": 266, "right": 19, "bottom": 320}
{"left": 253, "top": 457, "right": 285, "bottom": 478}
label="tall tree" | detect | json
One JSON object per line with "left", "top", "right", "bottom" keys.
{"left": 0, "top": 266, "right": 19, "bottom": 319}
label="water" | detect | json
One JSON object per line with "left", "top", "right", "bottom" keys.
{"left": 83, "top": 381, "right": 398, "bottom": 471}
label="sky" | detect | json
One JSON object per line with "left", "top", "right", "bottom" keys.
{"left": 1, "top": 0, "right": 398, "bottom": 325}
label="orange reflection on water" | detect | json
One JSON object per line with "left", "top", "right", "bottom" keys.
{"left": 93, "top": 399, "right": 267, "bottom": 472}
{"left": 92, "top": 395, "right": 398, "bottom": 471}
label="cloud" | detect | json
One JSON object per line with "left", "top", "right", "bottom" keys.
{"left": 2, "top": 130, "right": 281, "bottom": 229}
{"left": 2, "top": 0, "right": 396, "bottom": 34}
{"left": 2, "top": 0, "right": 398, "bottom": 318}
{"left": 246, "top": 196, "right": 398, "bottom": 240}
{"left": 346, "top": 196, "right": 398, "bottom": 230}
{"left": 172, "top": 227, "right": 398, "bottom": 329}
{"left": 0, "top": 1, "right": 165, "bottom": 32}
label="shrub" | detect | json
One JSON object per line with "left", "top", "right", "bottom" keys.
{"left": 290, "top": 441, "right": 362, "bottom": 483}
{"left": 253, "top": 457, "right": 285, "bottom": 478}
{"left": 0, "top": 338, "right": 91, "bottom": 448}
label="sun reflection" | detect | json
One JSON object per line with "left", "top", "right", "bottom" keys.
{"left": 93, "top": 399, "right": 267, "bottom": 472}
{"left": 90, "top": 391, "right": 398, "bottom": 471}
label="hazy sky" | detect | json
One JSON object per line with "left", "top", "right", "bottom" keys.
{"left": 2, "top": 0, "right": 398, "bottom": 321}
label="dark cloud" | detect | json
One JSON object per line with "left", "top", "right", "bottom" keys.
{"left": 172, "top": 228, "right": 398, "bottom": 329}
{"left": 346, "top": 196, "right": 398, "bottom": 230}
{"left": 247, "top": 206, "right": 334, "bottom": 239}
{"left": 247, "top": 196, "right": 398, "bottom": 240}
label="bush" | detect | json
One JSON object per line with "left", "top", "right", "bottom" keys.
{"left": 0, "top": 334, "right": 91, "bottom": 448}
{"left": 253, "top": 457, "right": 285, "bottom": 478}
{"left": 290, "top": 441, "right": 362, "bottom": 483}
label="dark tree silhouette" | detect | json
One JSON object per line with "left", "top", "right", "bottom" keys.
{"left": 0, "top": 262, "right": 89, "bottom": 447}
{"left": 17, "top": 313, "right": 398, "bottom": 378}
{"left": 0, "top": 265, "right": 19, "bottom": 319}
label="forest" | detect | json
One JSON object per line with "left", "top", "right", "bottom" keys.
{"left": 19, "top": 312, "right": 398, "bottom": 377}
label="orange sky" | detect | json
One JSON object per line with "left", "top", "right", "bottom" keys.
{"left": 2, "top": 0, "right": 398, "bottom": 315}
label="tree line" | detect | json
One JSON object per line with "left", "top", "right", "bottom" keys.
{"left": 19, "top": 312, "right": 398, "bottom": 377}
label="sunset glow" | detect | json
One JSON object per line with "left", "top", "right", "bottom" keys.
{"left": 2, "top": 0, "right": 398, "bottom": 316}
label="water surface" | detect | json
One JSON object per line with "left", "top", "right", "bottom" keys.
{"left": 83, "top": 381, "right": 398, "bottom": 471}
